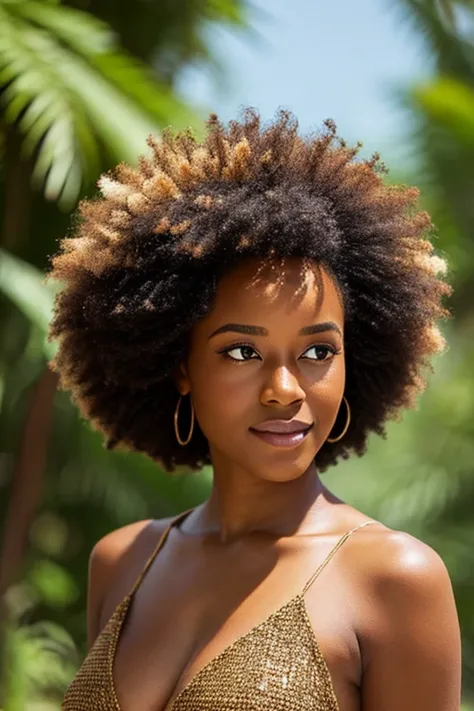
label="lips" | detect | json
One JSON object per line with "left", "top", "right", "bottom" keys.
{"left": 251, "top": 419, "right": 313, "bottom": 434}
{"left": 249, "top": 419, "right": 314, "bottom": 448}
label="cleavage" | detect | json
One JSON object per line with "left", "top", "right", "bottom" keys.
{"left": 113, "top": 533, "right": 288, "bottom": 711}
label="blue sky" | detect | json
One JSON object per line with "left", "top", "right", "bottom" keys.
{"left": 178, "top": 0, "right": 433, "bottom": 167}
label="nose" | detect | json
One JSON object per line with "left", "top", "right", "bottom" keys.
{"left": 260, "top": 364, "right": 306, "bottom": 408}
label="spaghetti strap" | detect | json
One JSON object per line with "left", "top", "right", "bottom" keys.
{"left": 128, "top": 506, "right": 195, "bottom": 598}
{"left": 302, "top": 519, "right": 379, "bottom": 595}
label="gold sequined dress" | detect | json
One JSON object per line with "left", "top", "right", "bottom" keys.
{"left": 62, "top": 508, "right": 377, "bottom": 711}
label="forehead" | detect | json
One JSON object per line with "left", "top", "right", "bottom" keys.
{"left": 206, "top": 258, "right": 344, "bottom": 329}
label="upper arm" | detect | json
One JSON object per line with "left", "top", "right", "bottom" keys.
{"left": 360, "top": 533, "right": 461, "bottom": 711}
{"left": 86, "top": 519, "right": 154, "bottom": 650}
{"left": 86, "top": 537, "right": 109, "bottom": 650}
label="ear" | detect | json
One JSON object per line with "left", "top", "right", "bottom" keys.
{"left": 174, "top": 361, "right": 191, "bottom": 396}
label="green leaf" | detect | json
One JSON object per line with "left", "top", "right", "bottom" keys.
{"left": 92, "top": 51, "right": 197, "bottom": 128}
{"left": 0, "top": 249, "right": 56, "bottom": 359}
{"left": 30, "top": 560, "right": 78, "bottom": 607}
{"left": 396, "top": 0, "right": 474, "bottom": 80}
{"left": 0, "top": 11, "right": 100, "bottom": 205}
{"left": 411, "top": 76, "right": 474, "bottom": 145}
{"left": 205, "top": 0, "right": 247, "bottom": 26}
{"left": 0, "top": 1, "right": 197, "bottom": 207}
{"left": 3, "top": 615, "right": 77, "bottom": 705}
{"left": 8, "top": 0, "right": 115, "bottom": 54}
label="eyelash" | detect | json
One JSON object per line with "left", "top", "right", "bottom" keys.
{"left": 217, "top": 342, "right": 340, "bottom": 363}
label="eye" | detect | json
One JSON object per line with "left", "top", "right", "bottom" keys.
{"left": 221, "top": 344, "right": 260, "bottom": 362}
{"left": 301, "top": 344, "right": 336, "bottom": 362}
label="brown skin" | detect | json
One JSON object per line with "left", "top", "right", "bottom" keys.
{"left": 88, "top": 259, "right": 461, "bottom": 711}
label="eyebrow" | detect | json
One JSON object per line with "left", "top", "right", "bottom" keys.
{"left": 208, "top": 321, "right": 343, "bottom": 339}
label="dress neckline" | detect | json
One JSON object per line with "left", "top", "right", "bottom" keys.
{"left": 111, "top": 590, "right": 327, "bottom": 711}
{"left": 109, "top": 510, "right": 378, "bottom": 711}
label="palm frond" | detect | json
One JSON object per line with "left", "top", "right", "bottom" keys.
{"left": 3, "top": 612, "right": 77, "bottom": 706}
{"left": 9, "top": 1, "right": 197, "bottom": 126}
{"left": 404, "top": 77, "right": 474, "bottom": 299}
{"left": 10, "top": 0, "right": 115, "bottom": 55}
{"left": 0, "top": 8, "right": 98, "bottom": 206}
{"left": 392, "top": 0, "right": 474, "bottom": 79}
{"left": 0, "top": 0, "right": 196, "bottom": 208}
{"left": 0, "top": 248, "right": 56, "bottom": 339}
{"left": 204, "top": 0, "right": 249, "bottom": 26}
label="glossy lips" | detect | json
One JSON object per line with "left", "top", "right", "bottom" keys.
{"left": 249, "top": 419, "right": 314, "bottom": 448}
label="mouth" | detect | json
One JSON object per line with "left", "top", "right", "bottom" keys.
{"left": 249, "top": 420, "right": 314, "bottom": 449}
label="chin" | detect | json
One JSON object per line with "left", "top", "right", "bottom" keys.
{"left": 246, "top": 453, "right": 317, "bottom": 483}
{"left": 209, "top": 439, "right": 318, "bottom": 482}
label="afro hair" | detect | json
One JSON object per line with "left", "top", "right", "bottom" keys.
{"left": 48, "top": 107, "right": 450, "bottom": 472}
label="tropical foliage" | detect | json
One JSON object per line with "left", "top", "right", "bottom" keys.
{"left": 0, "top": 0, "right": 245, "bottom": 706}
{"left": 332, "top": 0, "right": 474, "bottom": 697}
{"left": 1, "top": 0, "right": 473, "bottom": 707}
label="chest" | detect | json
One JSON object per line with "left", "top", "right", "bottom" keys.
{"left": 110, "top": 539, "right": 360, "bottom": 711}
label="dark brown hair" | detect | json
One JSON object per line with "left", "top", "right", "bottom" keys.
{"left": 48, "top": 108, "right": 450, "bottom": 471}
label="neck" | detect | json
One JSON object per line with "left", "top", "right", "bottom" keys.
{"left": 184, "top": 460, "right": 335, "bottom": 544}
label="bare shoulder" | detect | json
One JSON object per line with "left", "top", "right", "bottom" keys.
{"left": 90, "top": 516, "right": 173, "bottom": 573}
{"left": 353, "top": 528, "right": 459, "bottom": 654}
{"left": 346, "top": 526, "right": 461, "bottom": 710}
{"left": 87, "top": 515, "right": 175, "bottom": 648}
{"left": 353, "top": 525, "right": 454, "bottom": 596}
{"left": 342, "top": 523, "right": 456, "bottom": 614}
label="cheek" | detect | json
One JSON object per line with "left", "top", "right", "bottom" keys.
{"left": 315, "top": 355, "right": 345, "bottom": 395}
{"left": 188, "top": 358, "right": 256, "bottom": 437}
{"left": 306, "top": 356, "right": 346, "bottom": 430}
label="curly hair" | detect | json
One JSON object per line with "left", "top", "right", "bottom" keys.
{"left": 48, "top": 107, "right": 450, "bottom": 472}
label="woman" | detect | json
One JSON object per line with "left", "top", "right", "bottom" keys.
{"left": 51, "top": 109, "right": 461, "bottom": 711}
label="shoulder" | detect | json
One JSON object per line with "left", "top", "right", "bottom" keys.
{"left": 353, "top": 526, "right": 453, "bottom": 598}
{"left": 87, "top": 516, "right": 175, "bottom": 647}
{"left": 347, "top": 526, "right": 460, "bottom": 656}
{"left": 343, "top": 524, "right": 455, "bottom": 611}
{"left": 348, "top": 527, "right": 462, "bottom": 708}
{"left": 90, "top": 517, "right": 173, "bottom": 572}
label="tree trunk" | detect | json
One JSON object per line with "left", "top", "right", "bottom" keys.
{"left": 0, "top": 366, "right": 58, "bottom": 596}
{"left": 0, "top": 366, "right": 58, "bottom": 696}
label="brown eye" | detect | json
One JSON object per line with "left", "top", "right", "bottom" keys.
{"left": 301, "top": 345, "right": 335, "bottom": 362}
{"left": 224, "top": 345, "right": 259, "bottom": 361}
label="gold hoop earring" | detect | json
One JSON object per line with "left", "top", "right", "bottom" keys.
{"left": 174, "top": 395, "right": 195, "bottom": 446}
{"left": 327, "top": 396, "right": 351, "bottom": 443}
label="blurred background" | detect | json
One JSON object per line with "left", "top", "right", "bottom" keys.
{"left": 0, "top": 0, "right": 473, "bottom": 707}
